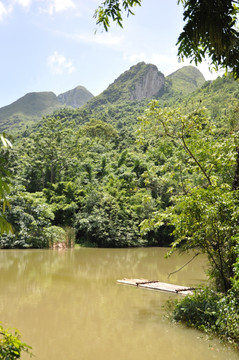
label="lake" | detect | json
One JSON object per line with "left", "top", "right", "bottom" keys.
{"left": 0, "top": 247, "right": 238, "bottom": 360}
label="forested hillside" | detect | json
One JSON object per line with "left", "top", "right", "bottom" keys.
{"left": 0, "top": 60, "right": 239, "bottom": 345}
{"left": 0, "top": 63, "right": 204, "bottom": 134}
{"left": 0, "top": 86, "right": 94, "bottom": 133}
{"left": 0, "top": 66, "right": 238, "bottom": 250}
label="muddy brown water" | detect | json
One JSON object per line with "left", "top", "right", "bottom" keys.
{"left": 0, "top": 247, "right": 238, "bottom": 360}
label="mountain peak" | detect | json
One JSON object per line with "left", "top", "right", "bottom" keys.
{"left": 88, "top": 62, "right": 165, "bottom": 108}
{"left": 57, "top": 86, "right": 94, "bottom": 108}
{"left": 166, "top": 66, "right": 205, "bottom": 93}
{"left": 112, "top": 62, "right": 165, "bottom": 101}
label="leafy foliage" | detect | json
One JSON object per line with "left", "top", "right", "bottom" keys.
{"left": 94, "top": 0, "right": 141, "bottom": 31}
{"left": 0, "top": 323, "right": 32, "bottom": 359}
{"left": 17, "top": 115, "right": 80, "bottom": 191}
{"left": 0, "top": 188, "right": 54, "bottom": 248}
{"left": 172, "top": 288, "right": 239, "bottom": 347}
{"left": 177, "top": 0, "right": 239, "bottom": 78}
{"left": 139, "top": 102, "right": 239, "bottom": 292}
{"left": 167, "top": 187, "right": 239, "bottom": 292}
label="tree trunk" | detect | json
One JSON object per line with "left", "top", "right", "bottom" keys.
{"left": 232, "top": 147, "right": 239, "bottom": 190}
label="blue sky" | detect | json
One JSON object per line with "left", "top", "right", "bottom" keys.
{"left": 0, "top": 0, "right": 221, "bottom": 107}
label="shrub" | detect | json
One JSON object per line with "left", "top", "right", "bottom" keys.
{"left": 172, "top": 288, "right": 239, "bottom": 347}
{"left": 0, "top": 323, "right": 32, "bottom": 359}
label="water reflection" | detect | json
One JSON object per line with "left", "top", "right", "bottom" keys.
{"left": 0, "top": 248, "right": 237, "bottom": 360}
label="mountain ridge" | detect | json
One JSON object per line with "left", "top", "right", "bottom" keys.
{"left": 83, "top": 63, "right": 205, "bottom": 110}
{"left": 0, "top": 86, "right": 94, "bottom": 133}
{"left": 0, "top": 63, "right": 206, "bottom": 133}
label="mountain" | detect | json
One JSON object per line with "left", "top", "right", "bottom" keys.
{"left": 57, "top": 86, "right": 94, "bottom": 108}
{"left": 86, "top": 62, "right": 165, "bottom": 109}
{"left": 0, "top": 87, "right": 94, "bottom": 133}
{"left": 85, "top": 63, "right": 206, "bottom": 110}
{"left": 0, "top": 92, "right": 61, "bottom": 133}
{"left": 0, "top": 62, "right": 206, "bottom": 133}
{"left": 166, "top": 66, "right": 205, "bottom": 94}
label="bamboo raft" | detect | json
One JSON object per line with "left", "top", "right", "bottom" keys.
{"left": 117, "top": 278, "right": 195, "bottom": 295}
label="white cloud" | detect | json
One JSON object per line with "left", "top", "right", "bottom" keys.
{"left": 15, "top": 0, "right": 32, "bottom": 8}
{"left": 47, "top": 51, "right": 75, "bottom": 74}
{"left": 40, "top": 0, "right": 75, "bottom": 15}
{"left": 0, "top": 0, "right": 32, "bottom": 21}
{"left": 0, "top": 0, "right": 76, "bottom": 18}
{"left": 55, "top": 30, "right": 124, "bottom": 48}
{"left": 0, "top": 1, "right": 13, "bottom": 21}
{"left": 93, "top": 33, "right": 124, "bottom": 46}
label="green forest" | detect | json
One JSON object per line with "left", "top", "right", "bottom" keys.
{"left": 0, "top": 66, "right": 239, "bottom": 353}
{"left": 1, "top": 72, "right": 238, "bottom": 251}
{"left": 1, "top": 0, "right": 239, "bottom": 358}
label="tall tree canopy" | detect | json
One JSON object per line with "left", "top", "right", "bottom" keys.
{"left": 95, "top": 0, "right": 239, "bottom": 78}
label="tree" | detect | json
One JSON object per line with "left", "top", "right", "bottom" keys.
{"left": 79, "top": 119, "right": 118, "bottom": 142}
{"left": 167, "top": 186, "right": 239, "bottom": 292}
{"left": 139, "top": 102, "right": 238, "bottom": 292}
{"left": 0, "top": 188, "right": 54, "bottom": 249}
{"left": 18, "top": 116, "right": 79, "bottom": 191}
{"left": 0, "top": 134, "right": 13, "bottom": 234}
{"left": 95, "top": 0, "right": 239, "bottom": 78}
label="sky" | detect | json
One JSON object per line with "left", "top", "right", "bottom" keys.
{"left": 0, "top": 0, "right": 222, "bottom": 107}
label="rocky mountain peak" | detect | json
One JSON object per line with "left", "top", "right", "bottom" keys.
{"left": 57, "top": 86, "right": 94, "bottom": 108}
{"left": 129, "top": 62, "right": 165, "bottom": 100}
{"left": 88, "top": 62, "right": 165, "bottom": 108}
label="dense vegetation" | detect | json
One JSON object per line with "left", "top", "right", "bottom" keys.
{"left": 0, "top": 75, "right": 238, "bottom": 251}
{"left": 1, "top": 0, "right": 239, "bottom": 356}
{"left": 1, "top": 113, "right": 166, "bottom": 248}
{"left": 171, "top": 288, "right": 239, "bottom": 346}
{"left": 0, "top": 72, "right": 239, "bottom": 350}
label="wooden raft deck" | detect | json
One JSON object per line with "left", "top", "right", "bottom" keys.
{"left": 117, "top": 278, "right": 195, "bottom": 295}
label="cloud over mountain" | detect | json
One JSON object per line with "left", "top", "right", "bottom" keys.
{"left": 47, "top": 51, "right": 75, "bottom": 74}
